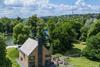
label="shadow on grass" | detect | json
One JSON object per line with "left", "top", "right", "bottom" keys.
{"left": 83, "top": 55, "right": 100, "bottom": 62}
{"left": 53, "top": 47, "right": 82, "bottom": 57}
{"left": 5, "top": 58, "right": 12, "bottom": 67}
{"left": 64, "top": 48, "right": 81, "bottom": 57}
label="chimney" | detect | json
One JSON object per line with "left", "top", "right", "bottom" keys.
{"left": 38, "top": 37, "right": 43, "bottom": 67}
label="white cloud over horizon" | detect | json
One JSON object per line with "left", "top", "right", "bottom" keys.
{"left": 0, "top": 0, "right": 100, "bottom": 18}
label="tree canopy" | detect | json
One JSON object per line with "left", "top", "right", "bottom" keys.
{"left": 83, "top": 33, "right": 100, "bottom": 61}
{"left": 13, "top": 23, "right": 30, "bottom": 44}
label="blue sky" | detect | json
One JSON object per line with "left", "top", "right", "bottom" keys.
{"left": 51, "top": 0, "right": 100, "bottom": 5}
{"left": 0, "top": 0, "right": 100, "bottom": 18}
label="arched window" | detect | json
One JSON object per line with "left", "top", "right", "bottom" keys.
{"left": 20, "top": 57, "right": 23, "bottom": 61}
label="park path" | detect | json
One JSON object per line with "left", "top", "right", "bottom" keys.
{"left": 6, "top": 45, "right": 20, "bottom": 49}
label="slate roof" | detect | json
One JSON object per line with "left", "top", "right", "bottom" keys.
{"left": 20, "top": 38, "right": 38, "bottom": 56}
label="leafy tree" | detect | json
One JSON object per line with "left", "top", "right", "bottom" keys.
{"left": 0, "top": 21, "right": 4, "bottom": 33}
{"left": 27, "top": 15, "right": 46, "bottom": 39}
{"left": 80, "top": 19, "right": 92, "bottom": 41}
{"left": 27, "top": 15, "right": 38, "bottom": 38}
{"left": 47, "top": 19, "right": 78, "bottom": 52}
{"left": 0, "top": 17, "right": 11, "bottom": 33}
{"left": 0, "top": 17, "right": 20, "bottom": 34}
{"left": 96, "top": 14, "right": 100, "bottom": 19}
{"left": 80, "top": 27, "right": 88, "bottom": 41}
{"left": 9, "top": 18, "right": 21, "bottom": 33}
{"left": 87, "top": 20, "right": 100, "bottom": 37}
{"left": 16, "top": 17, "right": 23, "bottom": 22}
{"left": 83, "top": 33, "right": 100, "bottom": 61}
{"left": 13, "top": 23, "right": 30, "bottom": 44}
{"left": 0, "top": 33, "right": 11, "bottom": 67}
{"left": 0, "top": 33, "right": 6, "bottom": 66}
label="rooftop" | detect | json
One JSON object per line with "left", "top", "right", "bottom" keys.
{"left": 20, "top": 38, "right": 38, "bottom": 56}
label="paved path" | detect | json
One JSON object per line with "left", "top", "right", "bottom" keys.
{"left": 6, "top": 45, "right": 20, "bottom": 49}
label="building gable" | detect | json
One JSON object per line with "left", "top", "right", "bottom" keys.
{"left": 20, "top": 38, "right": 38, "bottom": 56}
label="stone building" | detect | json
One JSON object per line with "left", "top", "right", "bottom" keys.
{"left": 19, "top": 38, "right": 51, "bottom": 67}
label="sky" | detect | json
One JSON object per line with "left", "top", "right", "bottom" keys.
{"left": 0, "top": 0, "right": 100, "bottom": 18}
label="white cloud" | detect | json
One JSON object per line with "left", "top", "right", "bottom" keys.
{"left": 0, "top": 0, "right": 99, "bottom": 17}
{"left": 4, "top": 0, "right": 21, "bottom": 5}
{"left": 74, "top": 0, "right": 100, "bottom": 11}
{"left": 4, "top": 0, "right": 49, "bottom": 6}
{"left": 75, "top": 0, "right": 85, "bottom": 5}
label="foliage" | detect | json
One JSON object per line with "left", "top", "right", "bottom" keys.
{"left": 47, "top": 19, "right": 81, "bottom": 52}
{"left": 0, "top": 17, "right": 11, "bottom": 33}
{"left": 83, "top": 33, "right": 100, "bottom": 61}
{"left": 0, "top": 33, "right": 6, "bottom": 66}
{"left": 0, "top": 33, "right": 12, "bottom": 67}
{"left": 0, "top": 17, "right": 20, "bottom": 34}
{"left": 64, "top": 42, "right": 86, "bottom": 56}
{"left": 27, "top": 15, "right": 46, "bottom": 39}
{"left": 27, "top": 15, "right": 38, "bottom": 38}
{"left": 80, "top": 18, "right": 93, "bottom": 41}
{"left": 13, "top": 23, "right": 30, "bottom": 44}
{"left": 0, "top": 13, "right": 100, "bottom": 66}
{"left": 87, "top": 19, "right": 100, "bottom": 37}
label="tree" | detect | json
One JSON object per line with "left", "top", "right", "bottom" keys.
{"left": 47, "top": 19, "right": 77, "bottom": 52}
{"left": 0, "top": 21, "right": 4, "bottom": 33}
{"left": 0, "top": 17, "right": 11, "bottom": 33}
{"left": 87, "top": 20, "right": 100, "bottom": 37}
{"left": 83, "top": 33, "right": 100, "bottom": 61}
{"left": 27, "top": 15, "right": 38, "bottom": 38}
{"left": 96, "top": 14, "right": 100, "bottom": 19}
{"left": 0, "top": 33, "right": 7, "bottom": 66}
{"left": 27, "top": 15, "right": 46, "bottom": 39}
{"left": 16, "top": 17, "right": 23, "bottom": 22}
{"left": 0, "top": 33, "right": 12, "bottom": 67}
{"left": 13, "top": 23, "right": 30, "bottom": 44}
{"left": 0, "top": 17, "right": 20, "bottom": 34}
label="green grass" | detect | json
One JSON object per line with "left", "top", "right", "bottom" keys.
{"left": 68, "top": 57, "right": 100, "bottom": 67}
{"left": 54, "top": 42, "right": 95, "bottom": 67}
{"left": 66, "top": 42, "right": 100, "bottom": 67}
{"left": 64, "top": 42, "right": 86, "bottom": 56}
{"left": 6, "top": 48, "right": 20, "bottom": 67}
{"left": 73, "top": 42, "right": 86, "bottom": 51}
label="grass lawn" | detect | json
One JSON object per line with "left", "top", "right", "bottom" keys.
{"left": 64, "top": 42, "right": 86, "bottom": 56}
{"left": 6, "top": 48, "right": 20, "bottom": 67}
{"left": 66, "top": 42, "right": 100, "bottom": 67}
{"left": 68, "top": 57, "right": 100, "bottom": 67}
{"left": 73, "top": 42, "right": 86, "bottom": 51}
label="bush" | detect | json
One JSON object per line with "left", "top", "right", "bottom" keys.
{"left": 83, "top": 33, "right": 100, "bottom": 61}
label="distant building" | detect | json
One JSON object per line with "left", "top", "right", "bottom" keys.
{"left": 19, "top": 38, "right": 51, "bottom": 67}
